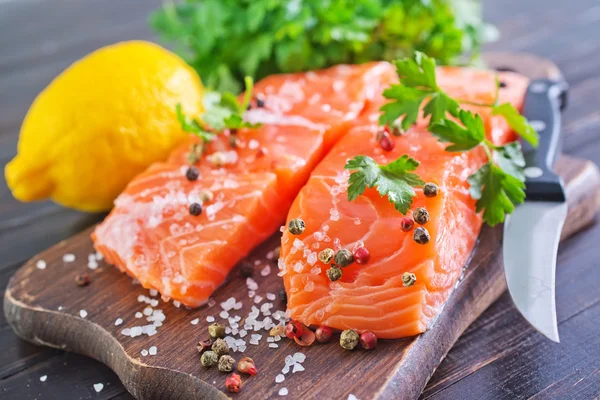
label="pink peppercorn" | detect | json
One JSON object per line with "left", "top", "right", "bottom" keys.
{"left": 285, "top": 320, "right": 304, "bottom": 340}
{"left": 400, "top": 217, "right": 414, "bottom": 232}
{"left": 315, "top": 326, "right": 333, "bottom": 343}
{"left": 353, "top": 247, "right": 370, "bottom": 264}
{"left": 225, "top": 373, "right": 242, "bottom": 393}
{"left": 378, "top": 131, "right": 395, "bottom": 151}
{"left": 359, "top": 331, "right": 378, "bottom": 350}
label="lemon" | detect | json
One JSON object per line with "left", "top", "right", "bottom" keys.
{"left": 5, "top": 40, "right": 203, "bottom": 212}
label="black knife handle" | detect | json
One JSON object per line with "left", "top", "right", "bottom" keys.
{"left": 521, "top": 79, "right": 568, "bottom": 202}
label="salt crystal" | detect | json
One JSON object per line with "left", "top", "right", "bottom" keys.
{"left": 269, "top": 343, "right": 279, "bottom": 348}
{"left": 278, "top": 388, "right": 288, "bottom": 396}
{"left": 220, "top": 311, "right": 229, "bottom": 319}
{"left": 141, "top": 349, "right": 148, "bottom": 356}
{"left": 121, "top": 328, "right": 131, "bottom": 336}
{"left": 266, "top": 292, "right": 276, "bottom": 301}
{"left": 275, "top": 374, "right": 285, "bottom": 383}
{"left": 149, "top": 346, "right": 157, "bottom": 355}
{"left": 79, "top": 310, "right": 88, "bottom": 318}
{"left": 246, "top": 278, "right": 258, "bottom": 291}
{"left": 191, "top": 318, "right": 199, "bottom": 325}
{"left": 307, "top": 252, "right": 317, "bottom": 266}
{"left": 292, "top": 363, "right": 305, "bottom": 373}
{"left": 208, "top": 298, "right": 216, "bottom": 307}
{"left": 274, "top": 335, "right": 282, "bottom": 342}
{"left": 137, "top": 295, "right": 145, "bottom": 303}
{"left": 249, "top": 339, "right": 259, "bottom": 345}
{"left": 93, "top": 383, "right": 104, "bottom": 393}
{"left": 221, "top": 297, "right": 237, "bottom": 311}
{"left": 293, "top": 261, "right": 304, "bottom": 273}
{"left": 293, "top": 352, "right": 306, "bottom": 363}
{"left": 239, "top": 330, "right": 247, "bottom": 338}
{"left": 322, "top": 224, "right": 329, "bottom": 232}
{"left": 266, "top": 250, "right": 274, "bottom": 260}
{"left": 282, "top": 365, "right": 290, "bottom": 374}
{"left": 309, "top": 266, "right": 321, "bottom": 275}
{"left": 36, "top": 260, "right": 47, "bottom": 270}
{"left": 95, "top": 251, "right": 104, "bottom": 260}
{"left": 267, "top": 337, "right": 274, "bottom": 343}
{"left": 63, "top": 253, "right": 75, "bottom": 263}
{"left": 135, "top": 312, "right": 143, "bottom": 319}
{"left": 150, "top": 299, "right": 159, "bottom": 307}
{"left": 143, "top": 307, "right": 153, "bottom": 316}
{"left": 261, "top": 265, "right": 271, "bottom": 276}
{"left": 233, "top": 301, "right": 243, "bottom": 310}
{"left": 303, "top": 281, "right": 315, "bottom": 292}
{"left": 39, "top": 375, "right": 47, "bottom": 382}
{"left": 115, "top": 318, "right": 123, "bottom": 326}
{"left": 171, "top": 300, "right": 181, "bottom": 308}
{"left": 284, "top": 355, "right": 295, "bottom": 366}
{"left": 292, "top": 238, "right": 304, "bottom": 249}
{"left": 280, "top": 225, "right": 285, "bottom": 232}
{"left": 206, "top": 316, "right": 215, "bottom": 323}
{"left": 314, "top": 231, "right": 324, "bottom": 241}
{"left": 225, "top": 327, "right": 232, "bottom": 334}
{"left": 348, "top": 395, "right": 359, "bottom": 400}
{"left": 149, "top": 289, "right": 158, "bottom": 296}
{"left": 88, "top": 260, "right": 98, "bottom": 270}
{"left": 254, "top": 296, "right": 263, "bottom": 304}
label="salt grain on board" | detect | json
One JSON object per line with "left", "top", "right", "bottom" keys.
{"left": 79, "top": 310, "right": 88, "bottom": 318}
{"left": 348, "top": 395, "right": 359, "bottom": 400}
{"left": 36, "top": 260, "right": 47, "bottom": 270}
{"left": 93, "top": 383, "right": 104, "bottom": 393}
{"left": 266, "top": 292, "right": 276, "bottom": 301}
{"left": 135, "top": 312, "right": 143, "bottom": 319}
{"left": 141, "top": 349, "right": 148, "bottom": 356}
{"left": 149, "top": 346, "right": 157, "bottom": 355}
{"left": 278, "top": 388, "right": 288, "bottom": 396}
{"left": 115, "top": 318, "right": 123, "bottom": 326}
{"left": 63, "top": 253, "right": 75, "bottom": 263}
{"left": 206, "top": 316, "right": 215, "bottom": 323}
{"left": 39, "top": 375, "right": 47, "bottom": 382}
{"left": 275, "top": 374, "right": 285, "bottom": 383}
{"left": 191, "top": 318, "right": 199, "bottom": 325}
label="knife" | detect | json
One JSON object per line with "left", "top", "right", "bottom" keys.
{"left": 503, "top": 78, "right": 569, "bottom": 343}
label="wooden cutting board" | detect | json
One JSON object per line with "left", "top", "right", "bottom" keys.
{"left": 4, "top": 54, "right": 600, "bottom": 400}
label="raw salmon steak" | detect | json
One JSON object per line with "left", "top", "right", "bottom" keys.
{"left": 280, "top": 68, "right": 529, "bottom": 338}
{"left": 92, "top": 62, "right": 396, "bottom": 307}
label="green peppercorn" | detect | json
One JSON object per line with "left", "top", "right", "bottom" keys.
{"left": 218, "top": 355, "right": 235, "bottom": 372}
{"left": 211, "top": 338, "right": 229, "bottom": 356}
{"left": 208, "top": 323, "right": 226, "bottom": 339}
{"left": 326, "top": 266, "right": 343, "bottom": 282}
{"left": 318, "top": 248, "right": 335, "bottom": 264}
{"left": 201, "top": 351, "right": 218, "bottom": 368}
{"left": 413, "top": 227, "right": 430, "bottom": 245}
{"left": 390, "top": 120, "right": 405, "bottom": 136}
{"left": 340, "top": 329, "right": 360, "bottom": 350}
{"left": 288, "top": 218, "right": 305, "bottom": 235}
{"left": 334, "top": 249, "right": 354, "bottom": 267}
{"left": 423, "top": 182, "right": 439, "bottom": 198}
{"left": 413, "top": 207, "right": 430, "bottom": 225}
{"left": 402, "top": 272, "right": 417, "bottom": 287}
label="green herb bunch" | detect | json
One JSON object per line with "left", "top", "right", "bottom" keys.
{"left": 346, "top": 52, "right": 538, "bottom": 226}
{"left": 150, "top": 0, "right": 496, "bottom": 93}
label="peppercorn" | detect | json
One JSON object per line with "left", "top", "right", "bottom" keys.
{"left": 228, "top": 135, "right": 239, "bottom": 148}
{"left": 189, "top": 202, "right": 202, "bottom": 216}
{"left": 201, "top": 350, "right": 218, "bottom": 368}
{"left": 499, "top": 81, "right": 507, "bottom": 88}
{"left": 353, "top": 247, "right": 370, "bottom": 264}
{"left": 334, "top": 249, "right": 354, "bottom": 267}
{"left": 400, "top": 217, "right": 414, "bottom": 232}
{"left": 186, "top": 166, "right": 199, "bottom": 181}
{"left": 402, "top": 272, "right": 417, "bottom": 287}
{"left": 359, "top": 331, "right": 378, "bottom": 350}
{"left": 413, "top": 207, "right": 430, "bottom": 225}
{"left": 288, "top": 218, "right": 305, "bottom": 235}
{"left": 200, "top": 190, "right": 214, "bottom": 203}
{"left": 196, "top": 339, "right": 212, "bottom": 355}
{"left": 423, "top": 182, "right": 439, "bottom": 197}
{"left": 207, "top": 151, "right": 227, "bottom": 167}
{"left": 237, "top": 357, "right": 257, "bottom": 376}
{"left": 225, "top": 373, "right": 242, "bottom": 393}
{"left": 326, "top": 266, "right": 343, "bottom": 282}
{"left": 340, "top": 329, "right": 360, "bottom": 350}
{"left": 413, "top": 227, "right": 430, "bottom": 245}
{"left": 284, "top": 320, "right": 304, "bottom": 340}
{"left": 256, "top": 97, "right": 265, "bottom": 108}
{"left": 187, "top": 143, "right": 204, "bottom": 164}
{"left": 278, "top": 287, "right": 287, "bottom": 304}
{"left": 273, "top": 246, "right": 281, "bottom": 259}
{"left": 377, "top": 129, "right": 395, "bottom": 151}
{"left": 389, "top": 120, "right": 405, "bottom": 136}
{"left": 211, "top": 338, "right": 230, "bottom": 356}
{"left": 75, "top": 273, "right": 91, "bottom": 287}
{"left": 318, "top": 248, "right": 335, "bottom": 264}
{"left": 218, "top": 355, "right": 235, "bottom": 372}
{"left": 208, "top": 323, "right": 226, "bottom": 339}
{"left": 239, "top": 261, "right": 254, "bottom": 278}
{"left": 315, "top": 326, "right": 333, "bottom": 343}
{"left": 270, "top": 325, "right": 285, "bottom": 337}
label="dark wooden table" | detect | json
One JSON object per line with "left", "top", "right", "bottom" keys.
{"left": 1, "top": 0, "right": 598, "bottom": 399}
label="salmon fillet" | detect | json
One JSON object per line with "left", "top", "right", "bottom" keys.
{"left": 281, "top": 68, "right": 529, "bottom": 338}
{"left": 92, "top": 62, "right": 396, "bottom": 307}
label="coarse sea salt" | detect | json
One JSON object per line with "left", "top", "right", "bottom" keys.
{"left": 206, "top": 316, "right": 215, "bottom": 323}
{"left": 219, "top": 311, "right": 229, "bottom": 319}
{"left": 191, "top": 318, "right": 199, "bottom": 325}
{"left": 135, "top": 312, "right": 143, "bottom": 319}
{"left": 63, "top": 253, "right": 75, "bottom": 263}
{"left": 278, "top": 388, "right": 288, "bottom": 396}
{"left": 93, "top": 383, "right": 104, "bottom": 393}
{"left": 348, "top": 395, "right": 359, "bottom": 400}
{"left": 266, "top": 292, "right": 276, "bottom": 301}
{"left": 79, "top": 310, "right": 88, "bottom": 318}
{"left": 275, "top": 374, "right": 285, "bottom": 383}
{"left": 115, "top": 318, "right": 123, "bottom": 326}
{"left": 149, "top": 346, "right": 157, "bottom": 355}
{"left": 141, "top": 349, "right": 148, "bottom": 356}
{"left": 40, "top": 375, "right": 47, "bottom": 382}
{"left": 261, "top": 265, "right": 271, "bottom": 276}
{"left": 36, "top": 260, "right": 47, "bottom": 270}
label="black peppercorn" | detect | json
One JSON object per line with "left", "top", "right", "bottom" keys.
{"left": 423, "top": 182, "right": 438, "bottom": 198}
{"left": 75, "top": 273, "right": 91, "bottom": 287}
{"left": 413, "top": 207, "right": 430, "bottom": 225}
{"left": 186, "top": 166, "right": 199, "bottom": 181}
{"left": 256, "top": 97, "right": 265, "bottom": 108}
{"left": 278, "top": 287, "right": 287, "bottom": 304}
{"left": 413, "top": 227, "right": 430, "bottom": 244}
{"left": 189, "top": 202, "right": 203, "bottom": 216}
{"left": 239, "top": 261, "right": 254, "bottom": 278}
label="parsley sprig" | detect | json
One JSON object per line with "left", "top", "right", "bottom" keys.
{"left": 176, "top": 76, "right": 260, "bottom": 144}
{"left": 346, "top": 52, "right": 539, "bottom": 226}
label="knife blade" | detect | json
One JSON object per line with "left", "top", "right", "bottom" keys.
{"left": 503, "top": 78, "right": 568, "bottom": 342}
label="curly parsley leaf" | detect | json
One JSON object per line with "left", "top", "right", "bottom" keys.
{"left": 492, "top": 102, "right": 539, "bottom": 147}
{"left": 345, "top": 155, "right": 424, "bottom": 214}
{"left": 429, "top": 110, "right": 486, "bottom": 151}
{"left": 468, "top": 163, "right": 526, "bottom": 226}
{"left": 393, "top": 51, "right": 439, "bottom": 91}
{"left": 380, "top": 85, "right": 430, "bottom": 129}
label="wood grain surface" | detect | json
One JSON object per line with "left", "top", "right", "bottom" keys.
{"left": 1, "top": 0, "right": 600, "bottom": 399}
